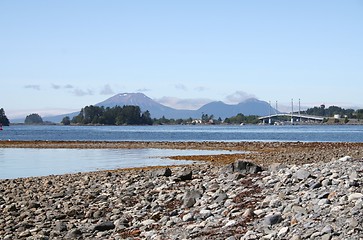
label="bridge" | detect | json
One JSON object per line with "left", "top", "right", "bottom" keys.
{"left": 258, "top": 113, "right": 324, "bottom": 124}
{"left": 258, "top": 99, "right": 325, "bottom": 124}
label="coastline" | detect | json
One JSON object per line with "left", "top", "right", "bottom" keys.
{"left": 1, "top": 140, "right": 363, "bottom": 166}
{"left": 1, "top": 141, "right": 362, "bottom": 239}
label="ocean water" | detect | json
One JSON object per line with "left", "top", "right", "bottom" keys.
{"left": 1, "top": 124, "right": 363, "bottom": 142}
{"left": 0, "top": 148, "right": 236, "bottom": 179}
{"left": 1, "top": 124, "right": 363, "bottom": 179}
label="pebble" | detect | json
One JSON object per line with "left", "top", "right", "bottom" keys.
{"left": 0, "top": 155, "right": 362, "bottom": 239}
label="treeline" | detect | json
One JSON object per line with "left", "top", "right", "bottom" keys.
{"left": 67, "top": 105, "right": 153, "bottom": 125}
{"left": 224, "top": 113, "right": 260, "bottom": 124}
{"left": 62, "top": 105, "right": 260, "bottom": 126}
{"left": 303, "top": 105, "right": 363, "bottom": 119}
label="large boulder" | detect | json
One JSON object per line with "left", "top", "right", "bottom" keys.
{"left": 150, "top": 168, "right": 172, "bottom": 177}
{"left": 224, "top": 160, "right": 263, "bottom": 174}
{"left": 175, "top": 169, "right": 193, "bottom": 181}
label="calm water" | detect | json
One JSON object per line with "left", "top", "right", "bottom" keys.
{"left": 1, "top": 124, "right": 363, "bottom": 179}
{"left": 0, "top": 148, "right": 235, "bottom": 179}
{"left": 1, "top": 124, "right": 363, "bottom": 142}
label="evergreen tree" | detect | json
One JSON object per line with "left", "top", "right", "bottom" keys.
{"left": 0, "top": 108, "right": 10, "bottom": 126}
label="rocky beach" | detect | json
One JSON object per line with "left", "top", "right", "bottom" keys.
{"left": 0, "top": 141, "right": 363, "bottom": 239}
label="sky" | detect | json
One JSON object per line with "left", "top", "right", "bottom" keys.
{"left": 1, "top": 1, "right": 362, "bottom": 119}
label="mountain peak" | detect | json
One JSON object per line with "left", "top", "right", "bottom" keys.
{"left": 43, "top": 92, "right": 274, "bottom": 122}
{"left": 97, "top": 93, "right": 152, "bottom": 107}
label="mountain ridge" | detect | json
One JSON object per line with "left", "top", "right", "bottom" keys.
{"left": 40, "top": 92, "right": 275, "bottom": 123}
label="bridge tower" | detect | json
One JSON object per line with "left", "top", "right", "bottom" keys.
{"left": 268, "top": 101, "right": 272, "bottom": 125}
{"left": 299, "top": 98, "right": 301, "bottom": 122}
{"left": 291, "top": 99, "right": 294, "bottom": 124}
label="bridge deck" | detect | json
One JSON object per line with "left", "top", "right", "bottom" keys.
{"left": 258, "top": 113, "right": 324, "bottom": 121}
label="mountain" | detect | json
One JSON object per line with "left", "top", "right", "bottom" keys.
{"left": 94, "top": 93, "right": 275, "bottom": 119}
{"left": 42, "top": 93, "right": 276, "bottom": 123}
{"left": 196, "top": 98, "right": 273, "bottom": 118}
{"left": 95, "top": 93, "right": 196, "bottom": 119}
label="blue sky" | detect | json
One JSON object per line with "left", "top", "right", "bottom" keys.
{"left": 1, "top": 1, "right": 362, "bottom": 118}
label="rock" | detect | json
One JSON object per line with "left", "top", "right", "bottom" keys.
{"left": 183, "top": 190, "right": 202, "bottom": 208}
{"left": 1, "top": 143, "right": 362, "bottom": 240}
{"left": 19, "top": 230, "right": 31, "bottom": 238}
{"left": 290, "top": 235, "right": 302, "bottom": 240}
{"left": 233, "top": 160, "right": 263, "bottom": 174}
{"left": 214, "top": 191, "right": 228, "bottom": 204}
{"left": 321, "top": 225, "right": 333, "bottom": 234}
{"left": 151, "top": 168, "right": 172, "bottom": 177}
{"left": 310, "top": 181, "right": 322, "bottom": 189}
{"left": 264, "top": 213, "right": 282, "bottom": 226}
{"left": 94, "top": 221, "right": 115, "bottom": 231}
{"left": 224, "top": 220, "right": 236, "bottom": 227}
{"left": 348, "top": 193, "right": 363, "bottom": 201}
{"left": 278, "top": 226, "right": 289, "bottom": 237}
{"left": 318, "top": 192, "right": 330, "bottom": 199}
{"left": 28, "top": 201, "right": 41, "bottom": 209}
{"left": 338, "top": 156, "right": 351, "bottom": 162}
{"left": 141, "top": 219, "right": 156, "bottom": 226}
{"left": 54, "top": 221, "right": 67, "bottom": 232}
{"left": 182, "top": 213, "right": 194, "bottom": 222}
{"left": 199, "top": 209, "right": 212, "bottom": 219}
{"left": 65, "top": 229, "right": 82, "bottom": 238}
{"left": 52, "top": 192, "right": 65, "bottom": 198}
{"left": 293, "top": 169, "right": 311, "bottom": 180}
{"left": 242, "top": 208, "right": 255, "bottom": 218}
{"left": 176, "top": 169, "right": 192, "bottom": 181}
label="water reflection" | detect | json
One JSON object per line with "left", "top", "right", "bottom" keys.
{"left": 0, "top": 148, "right": 237, "bottom": 179}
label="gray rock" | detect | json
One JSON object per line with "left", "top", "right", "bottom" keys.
{"left": 151, "top": 168, "right": 172, "bottom": 177}
{"left": 65, "top": 229, "right": 82, "bottom": 238}
{"left": 293, "top": 169, "right": 311, "bottom": 180}
{"left": 264, "top": 213, "right": 282, "bottom": 226}
{"left": 94, "top": 221, "right": 115, "bottom": 231}
{"left": 321, "top": 225, "right": 333, "bottom": 234}
{"left": 183, "top": 190, "right": 202, "bottom": 208}
{"left": 54, "top": 221, "right": 67, "bottom": 232}
{"left": 214, "top": 191, "right": 228, "bottom": 204}
{"left": 278, "top": 226, "right": 289, "bottom": 237}
{"left": 176, "top": 169, "right": 192, "bottom": 181}
{"left": 233, "top": 160, "right": 263, "bottom": 174}
{"left": 199, "top": 209, "right": 212, "bottom": 219}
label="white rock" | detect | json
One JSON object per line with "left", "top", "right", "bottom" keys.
{"left": 338, "top": 156, "right": 352, "bottom": 162}
{"left": 253, "top": 209, "right": 265, "bottom": 216}
{"left": 262, "top": 233, "right": 275, "bottom": 239}
{"left": 278, "top": 226, "right": 289, "bottom": 237}
{"left": 224, "top": 220, "right": 236, "bottom": 228}
{"left": 141, "top": 219, "right": 155, "bottom": 226}
{"left": 182, "top": 213, "right": 194, "bottom": 222}
{"left": 348, "top": 193, "right": 363, "bottom": 201}
{"left": 199, "top": 209, "right": 212, "bottom": 219}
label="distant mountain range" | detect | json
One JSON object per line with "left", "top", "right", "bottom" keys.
{"left": 41, "top": 92, "right": 276, "bottom": 123}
